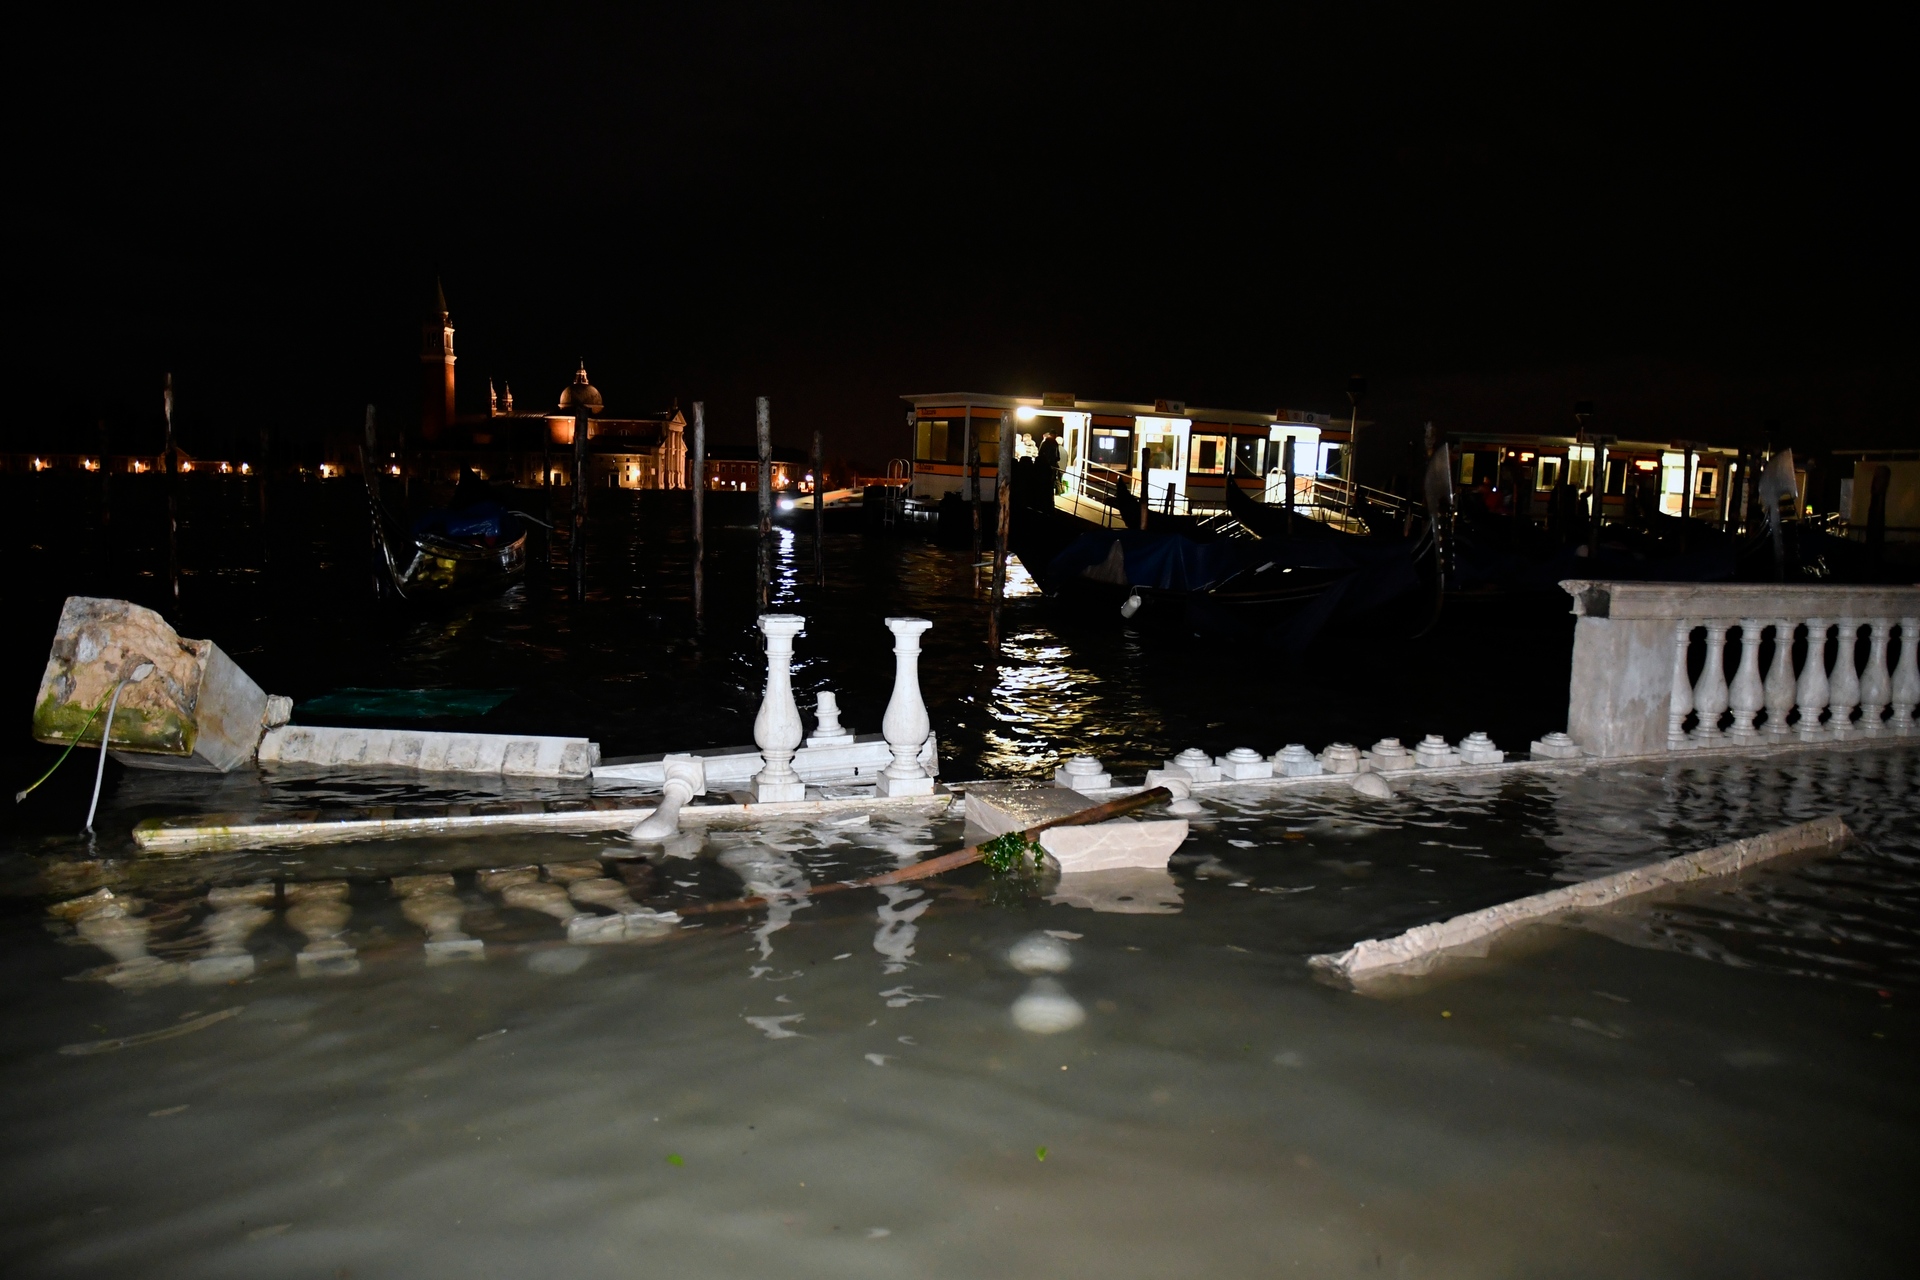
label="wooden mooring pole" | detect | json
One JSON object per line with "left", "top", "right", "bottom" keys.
{"left": 756, "top": 396, "right": 772, "bottom": 611}
{"left": 691, "top": 400, "right": 706, "bottom": 626}
{"left": 988, "top": 408, "right": 1013, "bottom": 648}
{"left": 257, "top": 426, "right": 270, "bottom": 567}
{"left": 162, "top": 373, "right": 180, "bottom": 608}
{"left": 811, "top": 428, "right": 825, "bottom": 586}
{"left": 572, "top": 400, "right": 589, "bottom": 599}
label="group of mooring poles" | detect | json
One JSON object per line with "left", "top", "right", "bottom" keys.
{"left": 681, "top": 396, "right": 828, "bottom": 630}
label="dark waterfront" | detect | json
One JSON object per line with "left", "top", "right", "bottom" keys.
{"left": 5, "top": 476, "right": 1918, "bottom": 1277}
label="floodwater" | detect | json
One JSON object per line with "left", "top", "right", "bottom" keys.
{"left": 3, "top": 477, "right": 1916, "bottom": 1276}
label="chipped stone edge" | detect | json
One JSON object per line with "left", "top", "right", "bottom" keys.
{"left": 1306, "top": 812, "right": 1852, "bottom": 984}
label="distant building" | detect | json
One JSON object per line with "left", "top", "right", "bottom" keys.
{"left": 411, "top": 285, "right": 687, "bottom": 490}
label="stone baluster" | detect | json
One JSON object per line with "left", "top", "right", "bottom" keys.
{"left": 1795, "top": 617, "right": 1830, "bottom": 741}
{"left": 876, "top": 616, "right": 935, "bottom": 796}
{"left": 285, "top": 882, "right": 360, "bottom": 977}
{"left": 1666, "top": 620, "right": 1694, "bottom": 749}
{"left": 1692, "top": 621, "right": 1730, "bottom": 743}
{"left": 1727, "top": 619, "right": 1765, "bottom": 742}
{"left": 392, "top": 873, "right": 484, "bottom": 964}
{"left": 1763, "top": 618, "right": 1797, "bottom": 737}
{"left": 1828, "top": 617, "right": 1861, "bottom": 738}
{"left": 188, "top": 882, "right": 275, "bottom": 984}
{"left": 752, "top": 613, "right": 809, "bottom": 802}
{"left": 1890, "top": 615, "right": 1920, "bottom": 734}
{"left": 1858, "top": 617, "right": 1892, "bottom": 735}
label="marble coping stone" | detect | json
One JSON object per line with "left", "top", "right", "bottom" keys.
{"left": 1037, "top": 819, "right": 1190, "bottom": 873}
{"left": 592, "top": 733, "right": 935, "bottom": 786}
{"left": 962, "top": 782, "right": 1101, "bottom": 842}
{"left": 133, "top": 790, "right": 952, "bottom": 856}
{"left": 260, "top": 726, "right": 598, "bottom": 779}
{"left": 1561, "top": 579, "right": 1920, "bottom": 621}
{"left": 1310, "top": 813, "right": 1851, "bottom": 985}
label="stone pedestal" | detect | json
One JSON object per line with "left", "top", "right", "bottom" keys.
{"left": 1529, "top": 731, "right": 1582, "bottom": 759}
{"left": 876, "top": 617, "right": 936, "bottom": 797}
{"left": 1274, "top": 744, "right": 1322, "bottom": 777}
{"left": 807, "top": 691, "right": 854, "bottom": 747}
{"left": 1457, "top": 732, "right": 1504, "bottom": 765}
{"left": 1164, "top": 748, "right": 1222, "bottom": 782}
{"left": 1413, "top": 735, "right": 1461, "bottom": 768}
{"left": 752, "top": 614, "right": 809, "bottom": 802}
{"left": 1363, "top": 738, "right": 1413, "bottom": 771}
{"left": 1054, "top": 755, "right": 1111, "bottom": 792}
{"left": 1318, "top": 743, "right": 1362, "bottom": 774}
{"left": 1215, "top": 747, "right": 1272, "bottom": 780}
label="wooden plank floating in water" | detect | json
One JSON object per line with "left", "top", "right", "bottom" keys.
{"left": 132, "top": 792, "right": 953, "bottom": 856}
{"left": 1309, "top": 813, "right": 1853, "bottom": 985}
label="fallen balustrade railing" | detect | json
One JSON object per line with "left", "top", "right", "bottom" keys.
{"left": 1561, "top": 580, "right": 1920, "bottom": 757}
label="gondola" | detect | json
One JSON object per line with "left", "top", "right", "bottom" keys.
{"left": 364, "top": 471, "right": 529, "bottom": 602}
{"left": 1006, "top": 458, "right": 1443, "bottom": 650}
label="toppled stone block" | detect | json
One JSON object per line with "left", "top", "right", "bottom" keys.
{"left": 1037, "top": 818, "right": 1189, "bottom": 873}
{"left": 32, "top": 596, "right": 279, "bottom": 773}
{"left": 259, "top": 725, "right": 598, "bottom": 779}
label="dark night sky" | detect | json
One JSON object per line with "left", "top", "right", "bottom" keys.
{"left": 4, "top": 4, "right": 1913, "bottom": 468}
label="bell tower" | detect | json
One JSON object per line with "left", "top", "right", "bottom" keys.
{"left": 420, "top": 278, "right": 456, "bottom": 441}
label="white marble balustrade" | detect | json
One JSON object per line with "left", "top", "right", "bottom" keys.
{"left": 1562, "top": 581, "right": 1920, "bottom": 757}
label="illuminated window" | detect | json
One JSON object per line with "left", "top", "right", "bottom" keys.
{"left": 1695, "top": 468, "right": 1718, "bottom": 498}
{"left": 1458, "top": 453, "right": 1475, "bottom": 485}
{"left": 915, "top": 419, "right": 949, "bottom": 463}
{"left": 1535, "top": 457, "right": 1562, "bottom": 490}
{"left": 1189, "top": 434, "right": 1227, "bottom": 475}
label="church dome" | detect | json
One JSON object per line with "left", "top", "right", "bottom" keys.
{"left": 558, "top": 361, "right": 603, "bottom": 414}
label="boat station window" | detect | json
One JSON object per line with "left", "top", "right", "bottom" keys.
{"left": 1565, "top": 445, "right": 1595, "bottom": 492}
{"left": 1232, "top": 436, "right": 1263, "bottom": 478}
{"left": 1605, "top": 457, "right": 1629, "bottom": 495}
{"left": 915, "top": 418, "right": 950, "bottom": 464}
{"left": 1459, "top": 453, "right": 1475, "bottom": 485}
{"left": 1189, "top": 435, "right": 1227, "bottom": 475}
{"left": 1090, "top": 428, "right": 1132, "bottom": 470}
{"left": 1535, "top": 457, "right": 1563, "bottom": 490}
{"left": 1695, "top": 467, "right": 1719, "bottom": 498}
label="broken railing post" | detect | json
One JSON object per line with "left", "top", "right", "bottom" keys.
{"left": 877, "top": 616, "right": 935, "bottom": 796}
{"left": 989, "top": 409, "right": 1013, "bottom": 648}
{"left": 752, "top": 613, "right": 808, "bottom": 802}
{"left": 757, "top": 396, "right": 772, "bottom": 611}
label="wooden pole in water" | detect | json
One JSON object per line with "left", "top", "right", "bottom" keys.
{"left": 97, "top": 416, "right": 111, "bottom": 550}
{"left": 812, "top": 428, "right": 824, "bottom": 586}
{"left": 756, "top": 396, "right": 772, "bottom": 611}
{"left": 162, "top": 373, "right": 180, "bottom": 608}
{"left": 691, "top": 400, "right": 706, "bottom": 626}
{"left": 965, "top": 406, "right": 980, "bottom": 570}
{"left": 988, "top": 408, "right": 1013, "bottom": 649}
{"left": 256, "top": 426, "right": 270, "bottom": 566}
{"left": 362, "top": 405, "right": 386, "bottom": 599}
{"left": 572, "top": 401, "right": 589, "bottom": 599}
